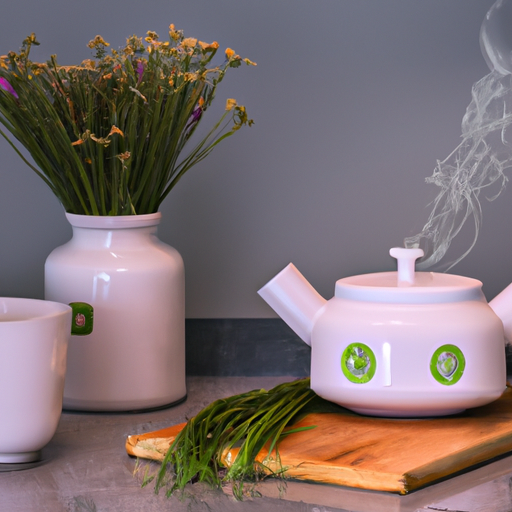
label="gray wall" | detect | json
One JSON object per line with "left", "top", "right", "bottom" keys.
{"left": 1, "top": 0, "right": 509, "bottom": 318}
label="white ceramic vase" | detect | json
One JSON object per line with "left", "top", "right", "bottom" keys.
{"left": 44, "top": 212, "right": 186, "bottom": 412}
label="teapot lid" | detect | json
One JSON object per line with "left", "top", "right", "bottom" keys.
{"left": 335, "top": 247, "right": 484, "bottom": 304}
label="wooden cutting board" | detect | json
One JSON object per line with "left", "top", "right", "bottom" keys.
{"left": 126, "top": 386, "right": 512, "bottom": 494}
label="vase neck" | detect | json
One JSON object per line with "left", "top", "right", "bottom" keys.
{"left": 65, "top": 212, "right": 161, "bottom": 229}
{"left": 65, "top": 213, "right": 162, "bottom": 249}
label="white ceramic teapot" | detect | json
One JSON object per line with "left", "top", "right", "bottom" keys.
{"left": 258, "top": 248, "right": 510, "bottom": 417}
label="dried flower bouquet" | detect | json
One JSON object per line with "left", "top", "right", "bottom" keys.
{"left": 0, "top": 26, "right": 254, "bottom": 215}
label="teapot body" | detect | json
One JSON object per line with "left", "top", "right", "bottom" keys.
{"left": 311, "top": 295, "right": 507, "bottom": 417}
{"left": 257, "top": 250, "right": 510, "bottom": 417}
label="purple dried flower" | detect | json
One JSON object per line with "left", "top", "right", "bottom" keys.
{"left": 135, "top": 60, "right": 145, "bottom": 84}
{"left": 183, "top": 105, "right": 203, "bottom": 139}
{"left": 0, "top": 77, "right": 18, "bottom": 99}
{"left": 184, "top": 105, "right": 202, "bottom": 133}
{"left": 191, "top": 105, "right": 202, "bottom": 123}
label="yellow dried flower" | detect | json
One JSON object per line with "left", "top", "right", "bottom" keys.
{"left": 184, "top": 72, "right": 198, "bottom": 82}
{"left": 87, "top": 35, "right": 109, "bottom": 49}
{"left": 108, "top": 125, "right": 124, "bottom": 137}
{"left": 225, "top": 98, "right": 237, "bottom": 111}
{"left": 103, "top": 55, "right": 115, "bottom": 65}
{"left": 116, "top": 151, "right": 131, "bottom": 161}
{"left": 124, "top": 36, "right": 144, "bottom": 56}
{"left": 243, "top": 58, "right": 257, "bottom": 66}
{"left": 81, "top": 59, "right": 96, "bottom": 70}
{"left": 71, "top": 130, "right": 91, "bottom": 146}
{"left": 198, "top": 41, "right": 219, "bottom": 51}
{"left": 169, "top": 24, "right": 182, "bottom": 42}
{"left": 90, "top": 134, "right": 111, "bottom": 146}
{"left": 232, "top": 104, "right": 253, "bottom": 130}
{"left": 181, "top": 38, "right": 197, "bottom": 49}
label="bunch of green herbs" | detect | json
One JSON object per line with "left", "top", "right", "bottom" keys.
{"left": 0, "top": 28, "right": 254, "bottom": 215}
{"left": 152, "top": 378, "right": 343, "bottom": 500}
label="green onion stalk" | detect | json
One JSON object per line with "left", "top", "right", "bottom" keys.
{"left": 153, "top": 378, "right": 344, "bottom": 500}
{"left": 0, "top": 29, "right": 254, "bottom": 215}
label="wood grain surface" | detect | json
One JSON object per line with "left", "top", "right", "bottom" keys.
{"left": 126, "top": 387, "right": 512, "bottom": 494}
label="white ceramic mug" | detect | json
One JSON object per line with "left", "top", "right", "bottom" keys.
{"left": 0, "top": 298, "right": 71, "bottom": 463}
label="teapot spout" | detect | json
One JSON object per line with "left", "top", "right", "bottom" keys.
{"left": 489, "top": 283, "right": 512, "bottom": 344}
{"left": 258, "top": 263, "right": 326, "bottom": 346}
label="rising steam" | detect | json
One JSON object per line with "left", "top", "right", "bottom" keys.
{"left": 405, "top": 70, "right": 512, "bottom": 270}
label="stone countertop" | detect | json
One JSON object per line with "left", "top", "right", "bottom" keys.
{"left": 1, "top": 376, "right": 512, "bottom": 512}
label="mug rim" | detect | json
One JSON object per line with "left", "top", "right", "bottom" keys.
{"left": 0, "top": 297, "right": 71, "bottom": 323}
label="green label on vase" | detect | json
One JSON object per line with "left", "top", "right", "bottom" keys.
{"left": 70, "top": 302, "right": 94, "bottom": 336}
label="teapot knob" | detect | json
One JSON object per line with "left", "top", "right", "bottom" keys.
{"left": 389, "top": 247, "right": 424, "bottom": 286}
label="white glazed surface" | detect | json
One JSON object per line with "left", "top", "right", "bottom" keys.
{"left": 258, "top": 263, "right": 326, "bottom": 346}
{"left": 310, "top": 296, "right": 507, "bottom": 417}
{"left": 45, "top": 213, "right": 186, "bottom": 411}
{"left": 258, "top": 259, "right": 508, "bottom": 417}
{"left": 0, "top": 298, "right": 71, "bottom": 462}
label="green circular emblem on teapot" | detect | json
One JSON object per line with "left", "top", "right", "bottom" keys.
{"left": 341, "top": 343, "right": 376, "bottom": 384}
{"left": 430, "top": 344, "right": 465, "bottom": 385}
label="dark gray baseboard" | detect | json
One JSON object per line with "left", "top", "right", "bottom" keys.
{"left": 185, "top": 319, "right": 310, "bottom": 377}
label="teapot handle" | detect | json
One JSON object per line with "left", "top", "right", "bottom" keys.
{"left": 489, "top": 283, "right": 512, "bottom": 346}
